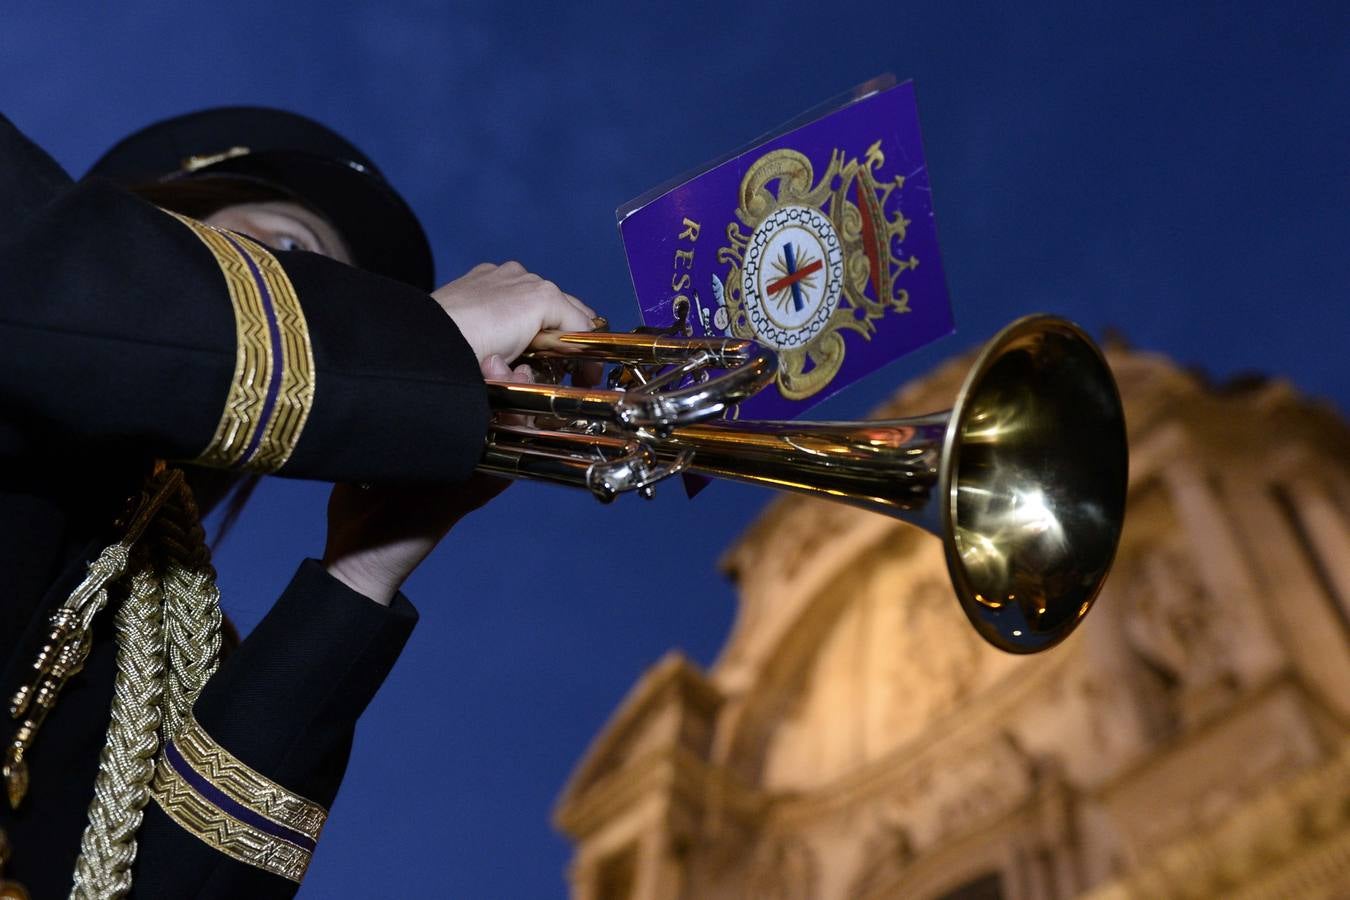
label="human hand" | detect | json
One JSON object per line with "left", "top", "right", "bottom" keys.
{"left": 321, "top": 358, "right": 532, "bottom": 606}
{"left": 432, "top": 261, "right": 596, "bottom": 366}
{"left": 321, "top": 478, "right": 503, "bottom": 606}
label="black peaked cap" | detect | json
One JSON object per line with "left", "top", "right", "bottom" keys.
{"left": 87, "top": 106, "right": 434, "bottom": 290}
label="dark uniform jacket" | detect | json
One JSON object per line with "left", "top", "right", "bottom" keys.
{"left": 0, "top": 112, "right": 489, "bottom": 897}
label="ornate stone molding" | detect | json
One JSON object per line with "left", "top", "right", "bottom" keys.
{"left": 1084, "top": 738, "right": 1350, "bottom": 899}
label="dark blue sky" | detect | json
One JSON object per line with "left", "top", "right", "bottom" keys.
{"left": 4, "top": 3, "right": 1347, "bottom": 896}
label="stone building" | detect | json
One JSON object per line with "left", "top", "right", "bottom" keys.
{"left": 554, "top": 342, "right": 1350, "bottom": 899}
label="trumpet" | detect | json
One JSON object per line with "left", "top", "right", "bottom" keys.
{"left": 481, "top": 315, "right": 1128, "bottom": 655}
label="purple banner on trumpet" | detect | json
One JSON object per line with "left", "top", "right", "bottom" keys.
{"left": 618, "top": 76, "right": 954, "bottom": 421}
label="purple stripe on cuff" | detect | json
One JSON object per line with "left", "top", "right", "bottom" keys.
{"left": 164, "top": 739, "right": 317, "bottom": 853}
{"left": 218, "top": 230, "right": 285, "bottom": 468}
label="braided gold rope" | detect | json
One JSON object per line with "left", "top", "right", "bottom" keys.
{"left": 70, "top": 566, "right": 165, "bottom": 900}
{"left": 64, "top": 546, "right": 130, "bottom": 632}
{"left": 155, "top": 481, "right": 222, "bottom": 741}
{"left": 63, "top": 469, "right": 225, "bottom": 899}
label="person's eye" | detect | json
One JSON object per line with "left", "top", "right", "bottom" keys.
{"left": 274, "top": 234, "right": 310, "bottom": 253}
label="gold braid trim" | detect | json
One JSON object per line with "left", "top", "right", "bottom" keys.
{"left": 150, "top": 756, "right": 311, "bottom": 884}
{"left": 163, "top": 210, "right": 315, "bottom": 473}
{"left": 165, "top": 212, "right": 271, "bottom": 469}
{"left": 153, "top": 481, "right": 222, "bottom": 741}
{"left": 169, "top": 714, "right": 326, "bottom": 842}
{"left": 234, "top": 233, "right": 315, "bottom": 473}
{"left": 150, "top": 707, "right": 324, "bottom": 886}
{"left": 70, "top": 566, "right": 166, "bottom": 900}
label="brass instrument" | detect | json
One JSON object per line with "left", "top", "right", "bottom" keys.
{"left": 482, "top": 315, "right": 1128, "bottom": 655}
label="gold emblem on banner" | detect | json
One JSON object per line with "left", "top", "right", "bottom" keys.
{"left": 712, "top": 142, "right": 917, "bottom": 400}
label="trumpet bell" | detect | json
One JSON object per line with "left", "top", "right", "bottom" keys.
{"left": 941, "top": 315, "right": 1127, "bottom": 653}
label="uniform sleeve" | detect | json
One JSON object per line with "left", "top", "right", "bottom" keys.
{"left": 0, "top": 114, "right": 486, "bottom": 894}
{"left": 0, "top": 113, "right": 489, "bottom": 484}
{"left": 133, "top": 560, "right": 415, "bottom": 897}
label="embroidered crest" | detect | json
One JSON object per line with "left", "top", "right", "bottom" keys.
{"left": 620, "top": 78, "right": 954, "bottom": 421}
{"left": 714, "top": 142, "right": 917, "bottom": 400}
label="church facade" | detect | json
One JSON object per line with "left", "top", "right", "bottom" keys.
{"left": 555, "top": 344, "right": 1350, "bottom": 899}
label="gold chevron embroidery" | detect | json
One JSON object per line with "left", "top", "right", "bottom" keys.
{"left": 151, "top": 757, "right": 312, "bottom": 883}
{"left": 173, "top": 714, "right": 327, "bottom": 840}
{"left": 150, "top": 712, "right": 328, "bottom": 883}
{"left": 230, "top": 232, "right": 316, "bottom": 472}
{"left": 162, "top": 210, "right": 315, "bottom": 472}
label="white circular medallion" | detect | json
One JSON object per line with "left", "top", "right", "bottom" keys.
{"left": 740, "top": 205, "right": 844, "bottom": 350}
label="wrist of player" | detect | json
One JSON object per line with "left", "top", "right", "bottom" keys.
{"left": 322, "top": 549, "right": 408, "bottom": 607}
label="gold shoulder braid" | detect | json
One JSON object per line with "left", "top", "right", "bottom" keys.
{"left": 1, "top": 463, "right": 322, "bottom": 899}
{"left": 70, "top": 468, "right": 226, "bottom": 900}
{"left": 70, "top": 564, "right": 168, "bottom": 898}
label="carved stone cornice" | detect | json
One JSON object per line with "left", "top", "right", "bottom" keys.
{"left": 1091, "top": 677, "right": 1335, "bottom": 828}
{"left": 555, "top": 741, "right": 766, "bottom": 843}
{"left": 712, "top": 503, "right": 895, "bottom": 694}
{"left": 762, "top": 646, "right": 1076, "bottom": 832}
{"left": 1084, "top": 737, "right": 1350, "bottom": 900}
{"left": 555, "top": 652, "right": 725, "bottom": 837}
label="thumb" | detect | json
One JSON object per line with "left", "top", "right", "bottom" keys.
{"left": 481, "top": 354, "right": 512, "bottom": 380}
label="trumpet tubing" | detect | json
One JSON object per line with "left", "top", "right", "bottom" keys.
{"left": 479, "top": 315, "right": 1128, "bottom": 654}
